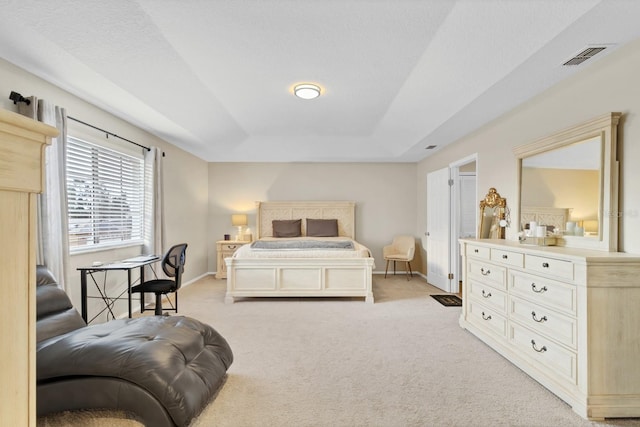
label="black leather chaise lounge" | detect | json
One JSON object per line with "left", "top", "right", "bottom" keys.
{"left": 36, "top": 266, "right": 233, "bottom": 426}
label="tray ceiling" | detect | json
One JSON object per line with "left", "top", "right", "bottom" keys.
{"left": 1, "top": 0, "right": 639, "bottom": 162}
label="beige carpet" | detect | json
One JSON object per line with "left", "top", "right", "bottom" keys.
{"left": 38, "top": 275, "right": 640, "bottom": 427}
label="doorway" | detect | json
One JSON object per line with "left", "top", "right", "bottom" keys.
{"left": 425, "top": 154, "right": 477, "bottom": 294}
{"left": 450, "top": 155, "right": 477, "bottom": 294}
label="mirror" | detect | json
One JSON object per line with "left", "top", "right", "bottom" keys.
{"left": 521, "top": 137, "right": 600, "bottom": 235}
{"left": 514, "top": 112, "right": 621, "bottom": 251}
{"left": 479, "top": 188, "right": 507, "bottom": 239}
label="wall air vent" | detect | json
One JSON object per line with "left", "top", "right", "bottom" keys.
{"left": 562, "top": 46, "right": 607, "bottom": 66}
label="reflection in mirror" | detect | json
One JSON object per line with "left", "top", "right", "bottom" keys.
{"left": 479, "top": 188, "right": 506, "bottom": 239}
{"left": 514, "top": 112, "right": 621, "bottom": 252}
{"left": 521, "top": 136, "right": 600, "bottom": 236}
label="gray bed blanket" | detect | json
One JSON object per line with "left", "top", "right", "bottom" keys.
{"left": 251, "top": 240, "right": 355, "bottom": 250}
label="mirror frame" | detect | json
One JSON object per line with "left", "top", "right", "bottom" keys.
{"left": 479, "top": 187, "right": 506, "bottom": 239}
{"left": 513, "top": 112, "right": 621, "bottom": 252}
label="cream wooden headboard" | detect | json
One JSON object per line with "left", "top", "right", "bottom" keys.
{"left": 256, "top": 201, "right": 356, "bottom": 239}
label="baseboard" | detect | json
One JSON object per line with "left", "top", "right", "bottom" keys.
{"left": 373, "top": 270, "right": 427, "bottom": 280}
{"left": 181, "top": 272, "right": 211, "bottom": 288}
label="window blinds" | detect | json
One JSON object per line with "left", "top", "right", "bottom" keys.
{"left": 66, "top": 136, "right": 145, "bottom": 251}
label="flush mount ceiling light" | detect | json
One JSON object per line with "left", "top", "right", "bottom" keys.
{"left": 294, "top": 83, "right": 321, "bottom": 100}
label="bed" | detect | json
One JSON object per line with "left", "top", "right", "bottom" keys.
{"left": 225, "top": 201, "right": 375, "bottom": 304}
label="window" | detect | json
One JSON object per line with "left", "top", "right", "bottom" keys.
{"left": 66, "top": 136, "right": 145, "bottom": 251}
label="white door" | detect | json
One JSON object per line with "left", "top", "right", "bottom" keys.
{"left": 426, "top": 167, "right": 451, "bottom": 291}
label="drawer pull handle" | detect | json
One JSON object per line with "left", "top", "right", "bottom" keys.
{"left": 531, "top": 311, "right": 548, "bottom": 323}
{"left": 481, "top": 312, "right": 492, "bottom": 321}
{"left": 480, "top": 268, "right": 491, "bottom": 276}
{"left": 481, "top": 290, "right": 492, "bottom": 298}
{"left": 474, "top": 249, "right": 479, "bottom": 253}
{"left": 530, "top": 340, "right": 547, "bottom": 353}
{"left": 502, "top": 254, "right": 508, "bottom": 259}
{"left": 531, "top": 283, "right": 548, "bottom": 293}
{"left": 542, "top": 262, "right": 550, "bottom": 268}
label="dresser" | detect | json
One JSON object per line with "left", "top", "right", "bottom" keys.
{"left": 460, "top": 238, "right": 640, "bottom": 420}
{"left": 0, "top": 109, "right": 57, "bottom": 426}
{"left": 215, "top": 240, "right": 248, "bottom": 279}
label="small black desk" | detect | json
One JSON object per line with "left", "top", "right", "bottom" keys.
{"left": 77, "top": 256, "right": 160, "bottom": 323}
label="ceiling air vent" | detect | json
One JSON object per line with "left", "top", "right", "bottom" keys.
{"left": 563, "top": 46, "right": 607, "bottom": 66}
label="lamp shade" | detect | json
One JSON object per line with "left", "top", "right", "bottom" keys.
{"left": 231, "top": 214, "right": 248, "bottom": 227}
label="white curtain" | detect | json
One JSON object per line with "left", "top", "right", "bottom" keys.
{"left": 18, "top": 97, "right": 70, "bottom": 289}
{"left": 144, "top": 147, "right": 165, "bottom": 278}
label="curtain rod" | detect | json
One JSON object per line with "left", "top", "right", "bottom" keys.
{"left": 68, "top": 116, "right": 150, "bottom": 152}
{"left": 9, "top": 90, "right": 164, "bottom": 156}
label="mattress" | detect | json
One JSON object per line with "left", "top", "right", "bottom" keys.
{"left": 232, "top": 237, "right": 372, "bottom": 259}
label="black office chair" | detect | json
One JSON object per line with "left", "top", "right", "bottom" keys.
{"left": 132, "top": 243, "right": 188, "bottom": 315}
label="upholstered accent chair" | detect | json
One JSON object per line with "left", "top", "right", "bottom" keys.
{"left": 383, "top": 235, "right": 415, "bottom": 280}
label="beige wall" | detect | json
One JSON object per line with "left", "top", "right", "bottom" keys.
{"left": 0, "top": 58, "right": 209, "bottom": 315}
{"left": 208, "top": 162, "right": 419, "bottom": 272}
{"left": 417, "top": 37, "right": 640, "bottom": 266}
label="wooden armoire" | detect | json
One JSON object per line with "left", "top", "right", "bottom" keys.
{"left": 0, "top": 108, "right": 58, "bottom": 426}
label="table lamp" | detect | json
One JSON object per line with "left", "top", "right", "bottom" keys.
{"left": 231, "top": 214, "right": 247, "bottom": 241}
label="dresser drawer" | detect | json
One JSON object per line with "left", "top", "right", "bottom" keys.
{"left": 510, "top": 271, "right": 577, "bottom": 316}
{"left": 467, "top": 244, "right": 490, "bottom": 260}
{"left": 468, "top": 279, "right": 507, "bottom": 313}
{"left": 468, "top": 300, "right": 507, "bottom": 339}
{"left": 525, "top": 254, "right": 574, "bottom": 281}
{"left": 509, "top": 296, "right": 577, "bottom": 349}
{"left": 468, "top": 260, "right": 507, "bottom": 290}
{"left": 491, "top": 248, "right": 524, "bottom": 268}
{"left": 509, "top": 323, "right": 577, "bottom": 385}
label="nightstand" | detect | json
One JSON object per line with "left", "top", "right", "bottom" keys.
{"left": 215, "top": 240, "right": 247, "bottom": 279}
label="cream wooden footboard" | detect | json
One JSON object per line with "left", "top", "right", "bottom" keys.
{"left": 224, "top": 201, "right": 375, "bottom": 303}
